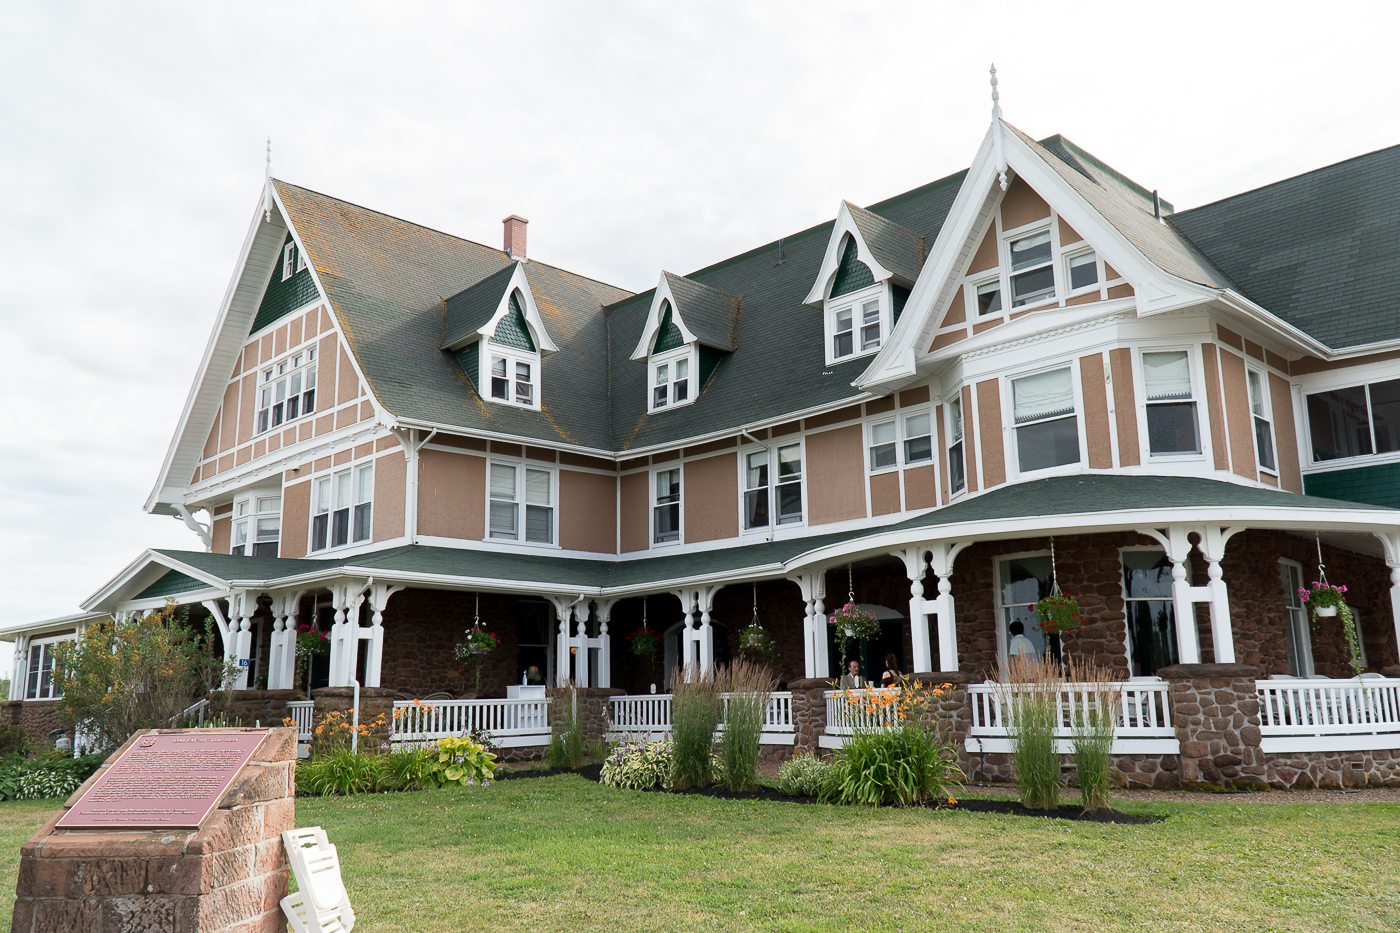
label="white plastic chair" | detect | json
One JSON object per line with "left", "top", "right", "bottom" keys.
{"left": 280, "top": 827, "right": 356, "bottom": 933}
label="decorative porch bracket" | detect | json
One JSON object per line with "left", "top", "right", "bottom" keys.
{"left": 201, "top": 597, "right": 240, "bottom": 688}
{"left": 890, "top": 547, "right": 934, "bottom": 673}
{"left": 927, "top": 542, "right": 970, "bottom": 672}
{"left": 1370, "top": 531, "right": 1400, "bottom": 662}
{"left": 1136, "top": 525, "right": 1242, "bottom": 665}
{"left": 788, "top": 571, "right": 828, "bottom": 679}
{"left": 549, "top": 595, "right": 612, "bottom": 688}
{"left": 266, "top": 589, "right": 307, "bottom": 690}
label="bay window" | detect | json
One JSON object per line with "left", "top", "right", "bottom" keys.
{"left": 1306, "top": 377, "right": 1400, "bottom": 462}
{"left": 232, "top": 496, "right": 282, "bottom": 557}
{"left": 1009, "top": 230, "right": 1055, "bottom": 307}
{"left": 743, "top": 443, "right": 804, "bottom": 530}
{"left": 490, "top": 462, "right": 555, "bottom": 544}
{"left": 947, "top": 397, "right": 966, "bottom": 494}
{"left": 311, "top": 462, "right": 373, "bottom": 552}
{"left": 256, "top": 347, "right": 317, "bottom": 435}
{"left": 654, "top": 468, "right": 681, "bottom": 544}
{"left": 1012, "top": 367, "right": 1080, "bottom": 472}
{"left": 1247, "top": 368, "right": 1276, "bottom": 472}
{"left": 1143, "top": 350, "right": 1200, "bottom": 455}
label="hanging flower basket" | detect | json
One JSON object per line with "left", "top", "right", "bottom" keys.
{"left": 738, "top": 623, "right": 775, "bottom": 662}
{"left": 627, "top": 625, "right": 661, "bottom": 658}
{"left": 1035, "top": 593, "right": 1086, "bottom": 634}
{"left": 1299, "top": 581, "right": 1364, "bottom": 675}
{"left": 453, "top": 627, "right": 499, "bottom": 662}
{"left": 828, "top": 603, "right": 880, "bottom": 642}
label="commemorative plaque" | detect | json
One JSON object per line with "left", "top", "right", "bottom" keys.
{"left": 57, "top": 730, "right": 269, "bottom": 830}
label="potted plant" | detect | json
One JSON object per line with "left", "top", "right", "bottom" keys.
{"left": 738, "top": 623, "right": 775, "bottom": 664}
{"left": 1299, "top": 581, "right": 1364, "bottom": 676}
{"left": 1034, "top": 592, "right": 1086, "bottom": 635}
{"left": 627, "top": 624, "right": 660, "bottom": 658}
{"left": 453, "top": 626, "right": 499, "bottom": 697}
{"left": 828, "top": 603, "right": 879, "bottom": 682}
{"left": 294, "top": 624, "right": 330, "bottom": 697}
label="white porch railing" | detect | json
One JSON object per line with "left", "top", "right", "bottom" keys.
{"left": 963, "top": 681, "right": 1178, "bottom": 755}
{"left": 287, "top": 700, "right": 314, "bottom": 743}
{"left": 825, "top": 688, "right": 901, "bottom": 736}
{"left": 1256, "top": 677, "right": 1400, "bottom": 753}
{"left": 171, "top": 698, "right": 211, "bottom": 727}
{"left": 391, "top": 698, "right": 551, "bottom": 748}
{"left": 608, "top": 692, "right": 795, "bottom": 744}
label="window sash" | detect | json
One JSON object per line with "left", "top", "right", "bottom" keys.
{"left": 775, "top": 445, "right": 802, "bottom": 523}
{"left": 1143, "top": 351, "right": 1192, "bottom": 400}
{"left": 903, "top": 413, "right": 932, "bottom": 463}
{"left": 1012, "top": 368, "right": 1075, "bottom": 425}
{"left": 869, "top": 420, "right": 896, "bottom": 470}
{"left": 976, "top": 280, "right": 1002, "bottom": 316}
{"left": 948, "top": 440, "right": 966, "bottom": 493}
{"left": 654, "top": 469, "right": 681, "bottom": 543}
{"left": 859, "top": 300, "right": 881, "bottom": 351}
{"left": 832, "top": 308, "right": 854, "bottom": 359}
{"left": 1067, "top": 251, "right": 1098, "bottom": 291}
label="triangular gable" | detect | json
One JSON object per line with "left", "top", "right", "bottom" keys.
{"left": 803, "top": 201, "right": 924, "bottom": 306}
{"left": 249, "top": 233, "right": 319, "bottom": 334}
{"left": 492, "top": 291, "right": 537, "bottom": 351}
{"left": 653, "top": 303, "right": 685, "bottom": 353}
{"left": 630, "top": 271, "right": 742, "bottom": 361}
{"left": 134, "top": 569, "right": 210, "bottom": 601}
{"left": 442, "top": 261, "right": 557, "bottom": 354}
{"left": 82, "top": 550, "right": 233, "bottom": 614}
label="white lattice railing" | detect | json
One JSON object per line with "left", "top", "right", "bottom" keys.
{"left": 391, "top": 698, "right": 551, "bottom": 745}
{"left": 171, "top": 698, "right": 211, "bottom": 727}
{"left": 1257, "top": 678, "right": 1400, "bottom": 736}
{"left": 287, "top": 700, "right": 313, "bottom": 742}
{"left": 825, "top": 689, "right": 902, "bottom": 736}
{"left": 608, "top": 692, "right": 794, "bottom": 739}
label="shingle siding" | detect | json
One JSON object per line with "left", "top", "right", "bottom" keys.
{"left": 1304, "top": 462, "right": 1400, "bottom": 509}
{"left": 249, "top": 235, "right": 320, "bottom": 335}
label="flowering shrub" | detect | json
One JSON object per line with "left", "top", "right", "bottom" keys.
{"left": 1035, "top": 593, "right": 1086, "bottom": 634}
{"left": 826, "top": 681, "right": 962, "bottom": 807}
{"left": 776, "top": 753, "right": 838, "bottom": 798}
{"left": 737, "top": 623, "right": 775, "bottom": 662}
{"left": 314, "top": 709, "right": 381, "bottom": 752}
{"left": 1299, "top": 581, "right": 1364, "bottom": 676}
{"left": 600, "top": 737, "right": 674, "bottom": 790}
{"left": 424, "top": 736, "right": 496, "bottom": 787}
{"left": 627, "top": 625, "right": 661, "bottom": 657}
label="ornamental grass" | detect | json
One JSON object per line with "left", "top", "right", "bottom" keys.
{"left": 546, "top": 683, "right": 588, "bottom": 769}
{"left": 715, "top": 659, "right": 778, "bottom": 792}
{"left": 1065, "top": 658, "right": 1122, "bottom": 812}
{"left": 669, "top": 663, "right": 721, "bottom": 789}
{"left": 997, "top": 653, "right": 1063, "bottom": 810}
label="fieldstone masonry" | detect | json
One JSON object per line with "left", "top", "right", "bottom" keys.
{"left": 311, "top": 686, "right": 394, "bottom": 755}
{"left": 12, "top": 726, "right": 297, "bottom": 933}
{"left": 786, "top": 679, "right": 831, "bottom": 756}
{"left": 1160, "top": 664, "right": 1268, "bottom": 789}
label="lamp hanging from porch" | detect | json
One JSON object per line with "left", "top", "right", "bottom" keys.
{"left": 1035, "top": 537, "right": 1085, "bottom": 639}
{"left": 738, "top": 583, "right": 774, "bottom": 663}
{"left": 1300, "top": 532, "right": 1363, "bottom": 677}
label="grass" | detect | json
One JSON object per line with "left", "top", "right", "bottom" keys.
{"left": 1, "top": 781, "right": 1398, "bottom": 931}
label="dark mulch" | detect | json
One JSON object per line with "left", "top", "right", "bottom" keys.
{"left": 522, "top": 763, "right": 1158, "bottom": 823}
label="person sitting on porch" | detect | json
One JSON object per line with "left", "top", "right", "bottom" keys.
{"left": 881, "top": 653, "right": 903, "bottom": 687}
{"left": 840, "top": 659, "right": 864, "bottom": 689}
{"left": 1008, "top": 620, "right": 1037, "bottom": 659}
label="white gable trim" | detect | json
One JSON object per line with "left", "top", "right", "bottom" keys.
{"left": 630, "top": 273, "right": 697, "bottom": 361}
{"left": 469, "top": 262, "right": 559, "bottom": 355}
{"left": 80, "top": 550, "right": 233, "bottom": 614}
{"left": 802, "top": 201, "right": 895, "bottom": 307}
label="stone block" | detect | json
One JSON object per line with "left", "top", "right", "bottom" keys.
{"left": 147, "top": 855, "right": 213, "bottom": 896}
{"left": 221, "top": 761, "right": 293, "bottom": 807}
{"left": 212, "top": 845, "right": 254, "bottom": 888}
{"left": 32, "top": 897, "right": 97, "bottom": 933}
{"left": 102, "top": 894, "right": 177, "bottom": 933}
{"left": 250, "top": 727, "right": 298, "bottom": 764}
{"left": 76, "top": 858, "right": 150, "bottom": 897}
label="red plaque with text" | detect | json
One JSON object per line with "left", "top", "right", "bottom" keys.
{"left": 57, "top": 730, "right": 269, "bottom": 830}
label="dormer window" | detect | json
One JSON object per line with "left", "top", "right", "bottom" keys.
{"left": 490, "top": 353, "right": 535, "bottom": 406}
{"left": 282, "top": 242, "right": 299, "bottom": 281}
{"left": 1009, "top": 230, "right": 1055, "bottom": 307}
{"left": 826, "top": 288, "right": 885, "bottom": 363}
{"left": 806, "top": 218, "right": 911, "bottom": 367}
{"left": 475, "top": 287, "right": 546, "bottom": 412}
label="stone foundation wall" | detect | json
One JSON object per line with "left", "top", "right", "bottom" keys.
{"left": 1, "top": 700, "right": 67, "bottom": 751}
{"left": 219, "top": 690, "right": 297, "bottom": 730}
{"left": 787, "top": 680, "right": 830, "bottom": 756}
{"left": 311, "top": 686, "right": 394, "bottom": 755}
{"left": 12, "top": 726, "right": 297, "bottom": 933}
{"left": 1160, "top": 664, "right": 1267, "bottom": 789}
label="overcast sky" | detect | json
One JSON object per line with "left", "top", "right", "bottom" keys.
{"left": 2, "top": 1, "right": 1398, "bottom": 673}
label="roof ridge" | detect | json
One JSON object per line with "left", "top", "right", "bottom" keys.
{"left": 274, "top": 178, "right": 632, "bottom": 297}
{"left": 1172, "top": 140, "right": 1400, "bottom": 217}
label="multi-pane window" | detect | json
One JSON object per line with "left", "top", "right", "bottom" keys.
{"left": 869, "top": 420, "right": 897, "bottom": 470}
{"left": 1306, "top": 378, "right": 1400, "bottom": 462}
{"left": 903, "top": 412, "right": 932, "bottom": 464}
{"left": 998, "top": 555, "right": 1055, "bottom": 661}
{"left": 1247, "top": 369, "right": 1276, "bottom": 471}
{"left": 859, "top": 299, "right": 881, "bottom": 351}
{"left": 1280, "top": 561, "right": 1314, "bottom": 677}
{"left": 232, "top": 496, "right": 281, "bottom": 557}
{"left": 490, "top": 355, "right": 534, "bottom": 406}
{"left": 832, "top": 308, "right": 854, "bottom": 359}
{"left": 257, "top": 348, "right": 317, "bottom": 435}
{"left": 1012, "top": 367, "right": 1080, "bottom": 472}
{"left": 947, "top": 397, "right": 966, "bottom": 494}
{"left": 24, "top": 637, "right": 66, "bottom": 700}
{"left": 650, "top": 350, "right": 693, "bottom": 411}
{"left": 311, "top": 463, "right": 373, "bottom": 552}
{"left": 976, "top": 279, "right": 1002, "bottom": 316}
{"left": 1066, "top": 250, "right": 1099, "bottom": 291}
{"left": 828, "top": 291, "right": 883, "bottom": 362}
{"left": 1008, "top": 231, "right": 1055, "bottom": 307}
{"left": 653, "top": 468, "right": 680, "bottom": 544}
{"left": 282, "top": 242, "right": 299, "bottom": 280}
{"left": 1143, "top": 350, "right": 1200, "bottom": 455}
{"left": 1122, "top": 550, "right": 1178, "bottom": 677}
{"left": 489, "top": 462, "right": 554, "bottom": 544}
{"left": 743, "top": 443, "right": 803, "bottom": 529}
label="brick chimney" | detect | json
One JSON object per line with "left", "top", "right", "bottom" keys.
{"left": 503, "top": 214, "right": 528, "bottom": 259}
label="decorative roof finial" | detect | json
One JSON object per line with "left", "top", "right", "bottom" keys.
{"left": 263, "top": 137, "right": 273, "bottom": 223}
{"left": 990, "top": 65, "right": 1008, "bottom": 191}
{"left": 990, "top": 63, "right": 1002, "bottom": 121}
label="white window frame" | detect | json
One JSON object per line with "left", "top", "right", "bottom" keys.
{"left": 486, "top": 459, "right": 558, "bottom": 546}
{"left": 309, "top": 461, "right": 374, "bottom": 553}
{"left": 945, "top": 394, "right": 967, "bottom": 498}
{"left": 24, "top": 634, "right": 71, "bottom": 701}
{"left": 1007, "top": 361, "right": 1085, "bottom": 478}
{"left": 648, "top": 345, "right": 697, "bottom": 413}
{"left": 1247, "top": 365, "right": 1278, "bottom": 475}
{"left": 652, "top": 465, "right": 682, "bottom": 546}
{"left": 1118, "top": 546, "right": 1180, "bottom": 678}
{"left": 993, "top": 549, "right": 1054, "bottom": 664}
{"left": 296, "top": 244, "right": 308, "bottom": 273}
{"left": 1139, "top": 347, "right": 1203, "bottom": 459}
{"left": 1003, "top": 224, "right": 1057, "bottom": 309}
{"left": 902, "top": 409, "right": 934, "bottom": 467}
{"left": 970, "top": 275, "right": 1004, "bottom": 318}
{"left": 866, "top": 409, "right": 934, "bottom": 476}
{"left": 824, "top": 282, "right": 888, "bottom": 366}
{"left": 1299, "top": 369, "right": 1400, "bottom": 468}
{"left": 282, "top": 242, "right": 297, "bottom": 281}
{"left": 482, "top": 346, "right": 541, "bottom": 411}
{"left": 739, "top": 439, "right": 806, "bottom": 534}
{"left": 867, "top": 418, "right": 898, "bottom": 473}
{"left": 1063, "top": 246, "right": 1101, "bottom": 296}
{"left": 1279, "top": 559, "right": 1315, "bottom": 677}
{"left": 256, "top": 345, "right": 317, "bottom": 436}
{"left": 231, "top": 495, "right": 282, "bottom": 557}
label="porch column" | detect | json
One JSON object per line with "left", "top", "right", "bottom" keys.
{"left": 364, "top": 583, "right": 403, "bottom": 689}
{"left": 279, "top": 591, "right": 303, "bottom": 690}
{"left": 892, "top": 547, "right": 932, "bottom": 673}
{"left": 1373, "top": 532, "right": 1400, "bottom": 660}
{"left": 232, "top": 590, "right": 255, "bottom": 690}
{"left": 595, "top": 600, "right": 615, "bottom": 688}
{"left": 1198, "top": 526, "right": 1242, "bottom": 665}
{"left": 789, "top": 572, "right": 828, "bottom": 679}
{"left": 928, "top": 543, "right": 967, "bottom": 672}
{"left": 327, "top": 581, "right": 366, "bottom": 687}
{"left": 574, "top": 601, "right": 592, "bottom": 688}
{"left": 267, "top": 602, "right": 289, "bottom": 690}
{"left": 554, "top": 599, "right": 572, "bottom": 686}
{"left": 1142, "top": 526, "right": 1203, "bottom": 665}
{"left": 10, "top": 635, "right": 28, "bottom": 701}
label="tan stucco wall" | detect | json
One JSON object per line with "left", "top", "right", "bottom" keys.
{"left": 904, "top": 465, "right": 937, "bottom": 510}
{"left": 417, "top": 449, "right": 484, "bottom": 540}
{"left": 683, "top": 453, "right": 738, "bottom": 543}
{"left": 235, "top": 374, "right": 256, "bottom": 446}
{"left": 620, "top": 471, "right": 649, "bottom": 553}
{"left": 212, "top": 516, "right": 230, "bottom": 555}
{"left": 1269, "top": 371, "right": 1303, "bottom": 493}
{"left": 806, "top": 425, "right": 866, "bottom": 526}
{"left": 1200, "top": 344, "right": 1230, "bottom": 471}
{"left": 219, "top": 384, "right": 239, "bottom": 451}
{"left": 999, "top": 176, "right": 1051, "bottom": 231}
{"left": 281, "top": 480, "right": 310, "bottom": 559}
{"left": 336, "top": 345, "right": 358, "bottom": 406}
{"left": 560, "top": 469, "right": 617, "bottom": 553}
{"left": 976, "top": 379, "right": 1005, "bottom": 488}
{"left": 869, "top": 472, "right": 900, "bottom": 516}
{"left": 1218, "top": 347, "right": 1257, "bottom": 480}
{"left": 968, "top": 228, "right": 999, "bottom": 275}
{"left": 941, "top": 286, "right": 967, "bottom": 327}
{"left": 373, "top": 451, "right": 407, "bottom": 542}
{"left": 1080, "top": 353, "right": 1113, "bottom": 469}
{"left": 1108, "top": 348, "right": 1141, "bottom": 468}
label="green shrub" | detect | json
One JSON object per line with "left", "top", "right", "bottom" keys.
{"left": 0, "top": 753, "right": 106, "bottom": 802}
{"left": 0, "top": 725, "right": 28, "bottom": 758}
{"left": 827, "top": 724, "right": 962, "bottom": 807}
{"left": 423, "top": 736, "right": 496, "bottom": 787}
{"left": 297, "top": 747, "right": 386, "bottom": 797}
{"left": 716, "top": 659, "right": 776, "bottom": 793}
{"left": 383, "top": 744, "right": 436, "bottom": 791}
{"left": 999, "top": 654, "right": 1063, "bottom": 811}
{"left": 600, "top": 738, "right": 674, "bottom": 790}
{"left": 670, "top": 664, "right": 721, "bottom": 790}
{"left": 547, "top": 686, "right": 588, "bottom": 769}
{"left": 19, "top": 768, "right": 82, "bottom": 800}
{"left": 1067, "top": 659, "right": 1121, "bottom": 812}
{"left": 776, "top": 753, "right": 838, "bottom": 797}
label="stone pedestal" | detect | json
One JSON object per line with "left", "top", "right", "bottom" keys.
{"left": 12, "top": 726, "right": 297, "bottom": 933}
{"left": 221, "top": 690, "right": 298, "bottom": 730}
{"left": 910, "top": 672, "right": 976, "bottom": 774}
{"left": 1159, "top": 663, "right": 1267, "bottom": 789}
{"left": 311, "top": 686, "right": 395, "bottom": 755}
{"left": 787, "top": 678, "right": 833, "bottom": 756}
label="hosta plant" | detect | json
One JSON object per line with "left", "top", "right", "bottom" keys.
{"left": 425, "top": 735, "right": 497, "bottom": 788}
{"left": 600, "top": 737, "right": 674, "bottom": 790}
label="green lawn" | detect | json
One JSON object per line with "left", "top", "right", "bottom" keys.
{"left": 3, "top": 780, "right": 1399, "bottom": 932}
